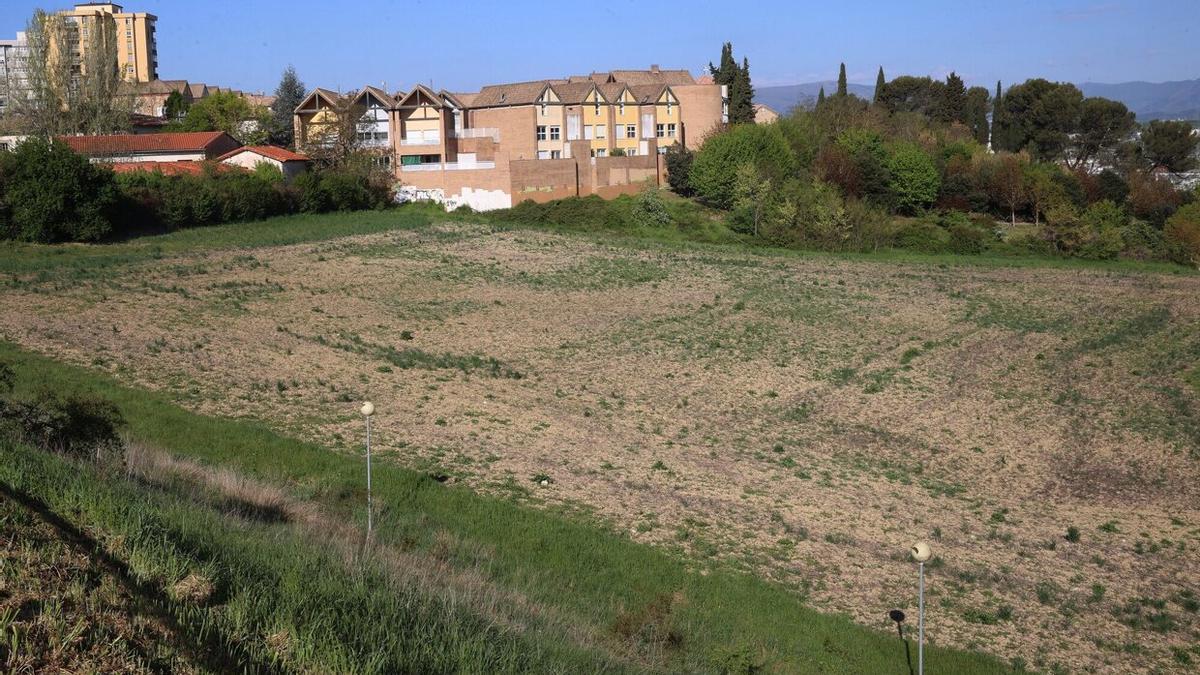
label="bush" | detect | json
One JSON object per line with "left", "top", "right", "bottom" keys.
{"left": 1077, "top": 200, "right": 1126, "bottom": 260}
{"left": 893, "top": 218, "right": 951, "bottom": 254}
{"left": 948, "top": 223, "right": 989, "bottom": 255}
{"left": 0, "top": 138, "right": 119, "bottom": 242}
{"left": 0, "top": 388, "right": 125, "bottom": 462}
{"left": 664, "top": 143, "right": 694, "bottom": 196}
{"left": 690, "top": 124, "right": 796, "bottom": 208}
{"left": 886, "top": 143, "right": 941, "bottom": 214}
{"left": 631, "top": 188, "right": 672, "bottom": 228}
{"left": 1164, "top": 202, "right": 1200, "bottom": 267}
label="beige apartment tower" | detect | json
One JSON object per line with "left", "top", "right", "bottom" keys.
{"left": 61, "top": 3, "right": 157, "bottom": 82}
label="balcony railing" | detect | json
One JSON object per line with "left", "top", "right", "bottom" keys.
{"left": 452, "top": 127, "right": 500, "bottom": 141}
{"left": 400, "top": 137, "right": 440, "bottom": 146}
{"left": 401, "top": 161, "right": 495, "bottom": 172}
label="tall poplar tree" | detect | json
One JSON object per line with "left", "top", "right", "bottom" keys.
{"left": 837, "top": 63, "right": 848, "bottom": 97}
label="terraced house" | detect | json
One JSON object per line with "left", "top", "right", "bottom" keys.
{"left": 295, "top": 66, "right": 726, "bottom": 211}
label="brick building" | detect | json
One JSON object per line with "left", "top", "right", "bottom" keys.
{"left": 295, "top": 66, "right": 728, "bottom": 211}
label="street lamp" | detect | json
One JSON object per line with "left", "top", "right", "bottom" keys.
{"left": 361, "top": 401, "right": 375, "bottom": 536}
{"left": 910, "top": 541, "right": 933, "bottom": 675}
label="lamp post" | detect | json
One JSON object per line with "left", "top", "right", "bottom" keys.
{"left": 361, "top": 401, "right": 375, "bottom": 536}
{"left": 910, "top": 541, "right": 933, "bottom": 675}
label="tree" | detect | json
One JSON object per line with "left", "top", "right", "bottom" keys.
{"left": 1023, "top": 162, "right": 1067, "bottom": 226}
{"left": 874, "top": 76, "right": 942, "bottom": 116}
{"left": 170, "top": 91, "right": 272, "bottom": 144}
{"left": 0, "top": 137, "right": 118, "bottom": 242}
{"left": 873, "top": 67, "right": 885, "bottom": 105}
{"left": 729, "top": 56, "right": 755, "bottom": 124}
{"left": 710, "top": 42, "right": 753, "bottom": 124}
{"left": 12, "top": 9, "right": 131, "bottom": 136}
{"left": 816, "top": 87, "right": 825, "bottom": 107}
{"left": 994, "top": 79, "right": 1083, "bottom": 161}
{"left": 270, "top": 66, "right": 306, "bottom": 148}
{"left": 733, "top": 163, "right": 772, "bottom": 236}
{"left": 964, "top": 86, "right": 991, "bottom": 145}
{"left": 1164, "top": 202, "right": 1200, "bottom": 267}
{"left": 934, "top": 72, "right": 966, "bottom": 124}
{"left": 885, "top": 142, "right": 940, "bottom": 214}
{"left": 837, "top": 63, "right": 848, "bottom": 97}
{"left": 1067, "top": 97, "right": 1135, "bottom": 170}
{"left": 990, "top": 81, "right": 1004, "bottom": 149}
{"left": 164, "top": 90, "right": 189, "bottom": 120}
{"left": 1141, "top": 120, "right": 1198, "bottom": 173}
{"left": 983, "top": 151, "right": 1029, "bottom": 225}
{"left": 664, "top": 143, "right": 694, "bottom": 196}
{"left": 689, "top": 123, "right": 796, "bottom": 208}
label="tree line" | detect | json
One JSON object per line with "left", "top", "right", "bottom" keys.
{"left": 666, "top": 46, "right": 1199, "bottom": 266}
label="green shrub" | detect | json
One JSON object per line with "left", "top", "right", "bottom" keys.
{"left": 690, "top": 124, "right": 796, "bottom": 208}
{"left": 893, "top": 218, "right": 951, "bottom": 254}
{"left": 664, "top": 143, "right": 695, "bottom": 196}
{"left": 886, "top": 142, "right": 941, "bottom": 214}
{"left": 0, "top": 388, "right": 124, "bottom": 461}
{"left": 632, "top": 187, "right": 672, "bottom": 228}
{"left": 948, "top": 223, "right": 989, "bottom": 255}
{"left": 1164, "top": 202, "right": 1200, "bottom": 267}
{"left": 0, "top": 137, "right": 119, "bottom": 242}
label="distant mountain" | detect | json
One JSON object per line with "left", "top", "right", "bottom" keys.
{"left": 754, "top": 81, "right": 874, "bottom": 114}
{"left": 756, "top": 78, "right": 1200, "bottom": 122}
{"left": 1078, "top": 79, "right": 1200, "bottom": 122}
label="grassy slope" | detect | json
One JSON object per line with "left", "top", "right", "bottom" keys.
{"left": 0, "top": 341, "right": 1013, "bottom": 674}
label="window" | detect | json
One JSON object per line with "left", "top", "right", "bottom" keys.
{"left": 655, "top": 124, "right": 665, "bottom": 138}
{"left": 537, "top": 150, "right": 550, "bottom": 159}
{"left": 626, "top": 125, "right": 636, "bottom": 139}
{"left": 374, "top": 131, "right": 388, "bottom": 141}
{"left": 614, "top": 124, "right": 624, "bottom": 137}
{"left": 550, "top": 150, "right": 561, "bottom": 159}
{"left": 584, "top": 126, "right": 593, "bottom": 140}
{"left": 549, "top": 125, "right": 561, "bottom": 140}
{"left": 536, "top": 125, "right": 547, "bottom": 141}
{"left": 657, "top": 146, "right": 668, "bottom": 155}
{"left": 626, "top": 148, "right": 636, "bottom": 156}
{"left": 595, "top": 124, "right": 606, "bottom": 139}
{"left": 595, "top": 148, "right": 606, "bottom": 157}
{"left": 667, "top": 123, "right": 676, "bottom": 137}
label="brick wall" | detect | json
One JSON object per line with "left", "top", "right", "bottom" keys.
{"left": 672, "top": 84, "right": 724, "bottom": 149}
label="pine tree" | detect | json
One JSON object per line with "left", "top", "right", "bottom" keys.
{"left": 935, "top": 71, "right": 967, "bottom": 124}
{"left": 837, "top": 63, "right": 848, "bottom": 97}
{"left": 269, "top": 65, "right": 306, "bottom": 148}
{"left": 873, "top": 66, "right": 885, "bottom": 104}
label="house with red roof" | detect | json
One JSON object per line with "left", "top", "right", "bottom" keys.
{"left": 217, "top": 145, "right": 311, "bottom": 181}
{"left": 59, "top": 131, "right": 242, "bottom": 163}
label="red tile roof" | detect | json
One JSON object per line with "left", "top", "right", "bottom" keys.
{"left": 59, "top": 131, "right": 236, "bottom": 156}
{"left": 106, "top": 161, "right": 245, "bottom": 176}
{"left": 217, "top": 145, "right": 310, "bottom": 163}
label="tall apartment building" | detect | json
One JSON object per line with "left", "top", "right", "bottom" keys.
{"left": 295, "top": 66, "right": 728, "bottom": 211}
{"left": 61, "top": 3, "right": 158, "bottom": 82}
{"left": 0, "top": 32, "right": 29, "bottom": 114}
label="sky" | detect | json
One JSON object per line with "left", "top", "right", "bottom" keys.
{"left": 1, "top": 1, "right": 1195, "bottom": 94}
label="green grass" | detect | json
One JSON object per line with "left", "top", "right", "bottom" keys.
{"left": 0, "top": 340, "right": 1014, "bottom": 674}
{"left": 0, "top": 206, "right": 438, "bottom": 278}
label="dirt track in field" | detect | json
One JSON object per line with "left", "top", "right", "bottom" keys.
{"left": 3, "top": 222, "right": 1199, "bottom": 673}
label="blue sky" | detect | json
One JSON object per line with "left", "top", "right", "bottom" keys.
{"left": 1, "top": 1, "right": 1195, "bottom": 93}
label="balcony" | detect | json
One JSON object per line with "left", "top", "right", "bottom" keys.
{"left": 400, "top": 137, "right": 440, "bottom": 146}
{"left": 452, "top": 127, "right": 500, "bottom": 142}
{"left": 401, "top": 161, "right": 495, "bottom": 173}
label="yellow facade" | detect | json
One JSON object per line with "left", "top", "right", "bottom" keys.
{"left": 62, "top": 3, "right": 157, "bottom": 82}
{"left": 654, "top": 90, "right": 680, "bottom": 144}
{"left": 611, "top": 89, "right": 639, "bottom": 154}
{"left": 535, "top": 87, "right": 565, "bottom": 156}
{"left": 582, "top": 88, "right": 609, "bottom": 155}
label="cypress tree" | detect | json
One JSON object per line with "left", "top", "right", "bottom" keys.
{"left": 837, "top": 63, "right": 848, "bottom": 97}
{"left": 817, "top": 87, "right": 825, "bottom": 107}
{"left": 731, "top": 56, "right": 755, "bottom": 124}
{"left": 991, "top": 80, "right": 1003, "bottom": 149}
{"left": 873, "top": 66, "right": 885, "bottom": 104}
{"left": 269, "top": 65, "right": 306, "bottom": 148}
{"left": 709, "top": 42, "right": 737, "bottom": 87}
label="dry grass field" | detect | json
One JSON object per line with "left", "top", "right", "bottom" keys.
{"left": 3, "top": 219, "right": 1198, "bottom": 672}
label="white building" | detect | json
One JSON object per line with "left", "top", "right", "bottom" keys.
{"left": 0, "top": 32, "right": 30, "bottom": 115}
